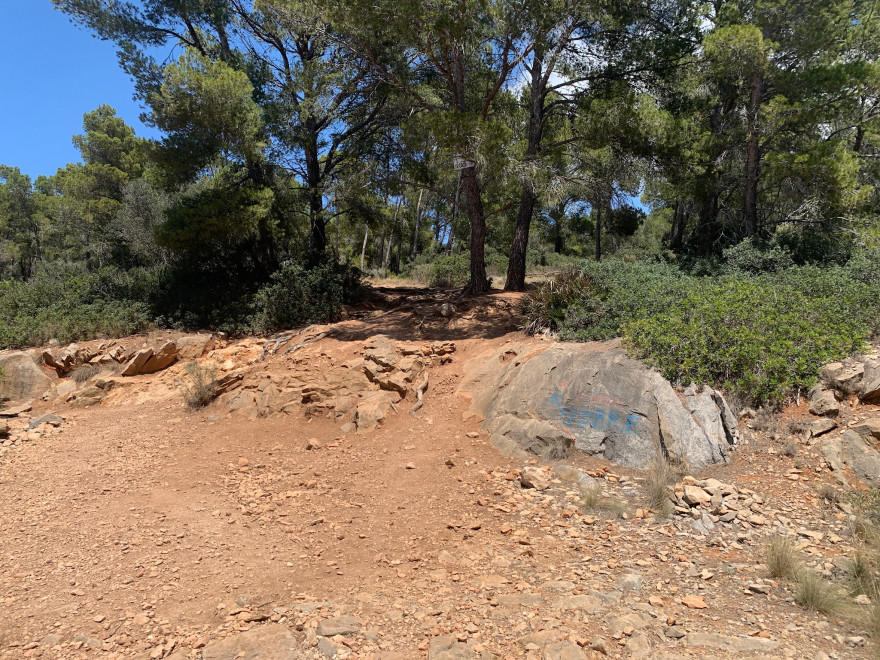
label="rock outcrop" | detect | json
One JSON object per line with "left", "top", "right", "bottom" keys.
{"left": 818, "top": 353, "right": 880, "bottom": 404}
{"left": 121, "top": 341, "right": 179, "bottom": 376}
{"left": 0, "top": 352, "right": 52, "bottom": 402}
{"left": 215, "top": 335, "right": 451, "bottom": 432}
{"left": 862, "top": 359, "right": 880, "bottom": 403}
{"left": 809, "top": 384, "right": 840, "bottom": 416}
{"left": 459, "top": 342, "right": 739, "bottom": 469}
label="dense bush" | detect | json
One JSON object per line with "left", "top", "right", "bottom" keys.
{"left": 0, "top": 268, "right": 151, "bottom": 348}
{"left": 253, "top": 261, "right": 363, "bottom": 333}
{"left": 0, "top": 256, "right": 365, "bottom": 349}
{"left": 524, "top": 252, "right": 879, "bottom": 404}
{"left": 408, "top": 249, "right": 508, "bottom": 287}
{"left": 523, "top": 260, "right": 697, "bottom": 340}
{"left": 722, "top": 238, "right": 794, "bottom": 274}
{"left": 624, "top": 278, "right": 867, "bottom": 404}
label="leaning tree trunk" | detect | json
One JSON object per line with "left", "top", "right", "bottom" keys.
{"left": 383, "top": 235, "right": 393, "bottom": 275}
{"left": 743, "top": 66, "right": 763, "bottom": 239}
{"left": 505, "top": 46, "right": 546, "bottom": 292}
{"left": 594, "top": 203, "right": 602, "bottom": 262}
{"left": 461, "top": 166, "right": 489, "bottom": 294}
{"left": 360, "top": 224, "right": 369, "bottom": 271}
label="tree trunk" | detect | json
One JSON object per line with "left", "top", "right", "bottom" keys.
{"left": 697, "top": 194, "right": 719, "bottom": 257}
{"left": 360, "top": 224, "right": 369, "bottom": 271}
{"left": 448, "top": 171, "right": 462, "bottom": 256}
{"left": 594, "top": 203, "right": 602, "bottom": 262}
{"left": 461, "top": 166, "right": 489, "bottom": 294}
{"left": 505, "top": 186, "right": 535, "bottom": 290}
{"left": 505, "top": 45, "right": 546, "bottom": 292}
{"left": 375, "top": 234, "right": 384, "bottom": 272}
{"left": 305, "top": 127, "right": 326, "bottom": 266}
{"left": 668, "top": 202, "right": 685, "bottom": 250}
{"left": 384, "top": 235, "right": 393, "bottom": 275}
{"left": 743, "top": 66, "right": 763, "bottom": 239}
{"left": 411, "top": 189, "right": 424, "bottom": 260}
{"left": 854, "top": 124, "right": 864, "bottom": 154}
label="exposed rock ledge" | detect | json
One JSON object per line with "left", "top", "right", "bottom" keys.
{"left": 458, "top": 341, "right": 739, "bottom": 469}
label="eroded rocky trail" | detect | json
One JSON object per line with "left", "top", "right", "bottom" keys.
{"left": 1, "top": 288, "right": 878, "bottom": 660}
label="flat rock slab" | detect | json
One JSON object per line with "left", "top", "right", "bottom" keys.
{"left": 459, "top": 342, "right": 738, "bottom": 469}
{"left": 316, "top": 614, "right": 360, "bottom": 637}
{"left": 0, "top": 400, "right": 34, "bottom": 417}
{"left": 29, "top": 413, "right": 64, "bottom": 429}
{"left": 428, "top": 635, "right": 481, "bottom": 659}
{"left": 686, "top": 632, "right": 780, "bottom": 653}
{"left": 200, "top": 624, "right": 301, "bottom": 660}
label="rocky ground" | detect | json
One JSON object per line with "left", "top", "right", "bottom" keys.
{"left": 0, "top": 286, "right": 878, "bottom": 660}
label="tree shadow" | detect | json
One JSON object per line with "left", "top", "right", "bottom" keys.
{"left": 334, "top": 285, "right": 524, "bottom": 343}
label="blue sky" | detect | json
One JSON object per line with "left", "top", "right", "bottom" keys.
{"left": 0, "top": 3, "right": 159, "bottom": 180}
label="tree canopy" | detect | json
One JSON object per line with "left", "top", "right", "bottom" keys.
{"left": 0, "top": 0, "right": 873, "bottom": 306}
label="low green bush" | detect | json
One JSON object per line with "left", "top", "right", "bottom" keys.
{"left": 0, "top": 269, "right": 151, "bottom": 349}
{"left": 524, "top": 251, "right": 878, "bottom": 405}
{"left": 624, "top": 278, "right": 867, "bottom": 404}
{"left": 0, "top": 256, "right": 364, "bottom": 348}
{"left": 722, "top": 238, "right": 794, "bottom": 274}
{"left": 523, "top": 260, "right": 697, "bottom": 341}
{"left": 253, "top": 261, "right": 362, "bottom": 333}
{"left": 407, "top": 249, "right": 508, "bottom": 288}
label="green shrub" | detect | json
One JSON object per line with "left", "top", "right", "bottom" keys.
{"left": 624, "top": 278, "right": 866, "bottom": 404}
{"left": 524, "top": 252, "right": 878, "bottom": 405}
{"left": 0, "top": 268, "right": 151, "bottom": 349}
{"left": 521, "top": 266, "right": 602, "bottom": 335}
{"left": 253, "top": 261, "right": 362, "bottom": 333}
{"left": 723, "top": 238, "right": 794, "bottom": 274}
{"left": 407, "top": 249, "right": 507, "bottom": 288}
{"left": 523, "top": 259, "right": 697, "bottom": 340}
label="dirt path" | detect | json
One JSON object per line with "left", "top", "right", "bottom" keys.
{"left": 0, "top": 287, "right": 874, "bottom": 659}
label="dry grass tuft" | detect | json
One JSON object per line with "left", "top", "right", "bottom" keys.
{"left": 644, "top": 460, "right": 675, "bottom": 517}
{"left": 580, "top": 484, "right": 627, "bottom": 519}
{"left": 817, "top": 484, "right": 841, "bottom": 506}
{"left": 72, "top": 363, "right": 102, "bottom": 383}
{"left": 847, "top": 551, "right": 878, "bottom": 598}
{"left": 794, "top": 570, "right": 844, "bottom": 614}
{"left": 180, "top": 361, "right": 217, "bottom": 410}
{"left": 766, "top": 537, "right": 800, "bottom": 580}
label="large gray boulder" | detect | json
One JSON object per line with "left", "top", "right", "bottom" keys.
{"left": 861, "top": 359, "right": 880, "bottom": 403}
{"left": 841, "top": 430, "right": 880, "bottom": 488}
{"left": 458, "top": 342, "right": 739, "bottom": 469}
{"left": 0, "top": 352, "right": 52, "bottom": 402}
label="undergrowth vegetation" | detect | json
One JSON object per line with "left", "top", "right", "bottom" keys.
{"left": 523, "top": 246, "right": 880, "bottom": 405}
{"left": 0, "top": 259, "right": 363, "bottom": 349}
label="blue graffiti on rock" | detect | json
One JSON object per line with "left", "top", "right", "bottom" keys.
{"left": 549, "top": 393, "right": 640, "bottom": 435}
